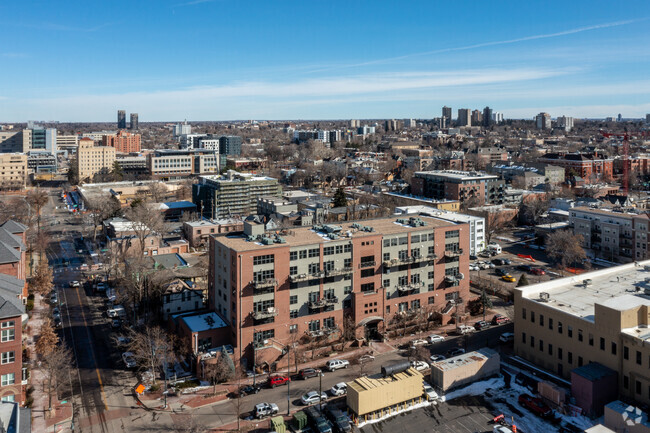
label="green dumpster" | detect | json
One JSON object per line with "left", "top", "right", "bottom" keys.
{"left": 292, "top": 411, "right": 308, "bottom": 431}
{"left": 271, "top": 416, "right": 286, "bottom": 433}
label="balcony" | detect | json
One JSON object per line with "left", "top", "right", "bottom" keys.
{"left": 325, "top": 267, "right": 353, "bottom": 277}
{"left": 252, "top": 278, "right": 277, "bottom": 290}
{"left": 290, "top": 273, "right": 310, "bottom": 283}
{"left": 252, "top": 307, "right": 278, "bottom": 320}
{"left": 307, "top": 329, "right": 326, "bottom": 338}
{"left": 324, "top": 326, "right": 339, "bottom": 335}
{"left": 396, "top": 282, "right": 424, "bottom": 292}
{"left": 359, "top": 261, "right": 376, "bottom": 269}
{"left": 444, "top": 249, "right": 463, "bottom": 258}
{"left": 412, "top": 254, "right": 437, "bottom": 263}
{"left": 445, "top": 275, "right": 459, "bottom": 284}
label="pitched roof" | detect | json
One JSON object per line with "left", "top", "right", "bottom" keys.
{"left": 0, "top": 228, "right": 25, "bottom": 251}
{"left": 0, "top": 273, "right": 25, "bottom": 298}
{"left": 0, "top": 294, "right": 24, "bottom": 320}
{"left": 0, "top": 242, "right": 20, "bottom": 265}
{"left": 0, "top": 220, "right": 27, "bottom": 234}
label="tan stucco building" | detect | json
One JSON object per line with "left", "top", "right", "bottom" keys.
{"left": 76, "top": 137, "right": 116, "bottom": 181}
{"left": 514, "top": 261, "right": 650, "bottom": 406}
{"left": 0, "top": 153, "right": 27, "bottom": 189}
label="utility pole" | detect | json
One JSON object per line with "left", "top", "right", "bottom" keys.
{"left": 287, "top": 343, "right": 291, "bottom": 415}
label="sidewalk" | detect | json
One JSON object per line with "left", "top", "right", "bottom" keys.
{"left": 27, "top": 293, "right": 74, "bottom": 432}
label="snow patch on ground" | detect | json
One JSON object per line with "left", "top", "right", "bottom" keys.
{"left": 440, "top": 377, "right": 505, "bottom": 402}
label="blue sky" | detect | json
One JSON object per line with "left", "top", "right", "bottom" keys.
{"left": 1, "top": 0, "right": 650, "bottom": 121}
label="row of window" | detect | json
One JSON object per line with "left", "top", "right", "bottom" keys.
{"left": 290, "top": 248, "right": 321, "bottom": 261}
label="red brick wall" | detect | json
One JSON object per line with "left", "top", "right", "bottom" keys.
{"left": 0, "top": 316, "right": 23, "bottom": 403}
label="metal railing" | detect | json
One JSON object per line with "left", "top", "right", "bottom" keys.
{"left": 252, "top": 278, "right": 277, "bottom": 289}
{"left": 252, "top": 308, "right": 278, "bottom": 320}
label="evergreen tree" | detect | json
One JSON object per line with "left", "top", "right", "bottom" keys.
{"left": 479, "top": 289, "right": 493, "bottom": 321}
{"left": 517, "top": 273, "right": 530, "bottom": 287}
{"left": 332, "top": 187, "right": 348, "bottom": 208}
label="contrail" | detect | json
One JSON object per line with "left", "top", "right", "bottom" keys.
{"left": 309, "top": 18, "right": 646, "bottom": 73}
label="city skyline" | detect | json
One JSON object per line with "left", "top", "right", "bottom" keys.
{"left": 1, "top": 1, "right": 649, "bottom": 121}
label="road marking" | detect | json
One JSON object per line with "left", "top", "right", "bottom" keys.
{"left": 75, "top": 287, "right": 109, "bottom": 411}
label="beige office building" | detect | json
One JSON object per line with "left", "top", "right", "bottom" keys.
{"left": 0, "top": 130, "right": 30, "bottom": 153}
{"left": 0, "top": 153, "right": 28, "bottom": 189}
{"left": 514, "top": 261, "right": 650, "bottom": 405}
{"left": 76, "top": 137, "right": 116, "bottom": 181}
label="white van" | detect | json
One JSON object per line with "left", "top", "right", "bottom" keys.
{"left": 458, "top": 325, "right": 474, "bottom": 335}
{"left": 487, "top": 243, "right": 502, "bottom": 254}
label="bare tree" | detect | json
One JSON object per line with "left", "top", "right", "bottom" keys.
{"left": 41, "top": 345, "right": 73, "bottom": 411}
{"left": 520, "top": 198, "right": 550, "bottom": 226}
{"left": 342, "top": 315, "right": 358, "bottom": 342}
{"left": 204, "top": 350, "right": 235, "bottom": 394}
{"left": 35, "top": 319, "right": 59, "bottom": 356}
{"left": 148, "top": 182, "right": 167, "bottom": 203}
{"left": 485, "top": 211, "right": 513, "bottom": 244}
{"left": 30, "top": 260, "right": 53, "bottom": 296}
{"left": 26, "top": 188, "right": 48, "bottom": 234}
{"left": 86, "top": 197, "right": 120, "bottom": 242}
{"left": 126, "top": 326, "right": 176, "bottom": 385}
{"left": 546, "top": 230, "right": 587, "bottom": 271}
{"left": 125, "top": 202, "right": 166, "bottom": 256}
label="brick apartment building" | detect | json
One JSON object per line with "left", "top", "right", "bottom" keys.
{"left": 0, "top": 221, "right": 29, "bottom": 404}
{"left": 208, "top": 215, "right": 470, "bottom": 368}
{"left": 411, "top": 170, "right": 505, "bottom": 205}
{"left": 102, "top": 130, "right": 141, "bottom": 153}
{"left": 538, "top": 153, "right": 614, "bottom": 183}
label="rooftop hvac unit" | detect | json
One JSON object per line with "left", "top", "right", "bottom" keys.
{"left": 582, "top": 279, "right": 592, "bottom": 287}
{"left": 539, "top": 292, "right": 550, "bottom": 302}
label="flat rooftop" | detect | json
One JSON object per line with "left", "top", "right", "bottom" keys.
{"left": 414, "top": 170, "right": 497, "bottom": 181}
{"left": 432, "top": 348, "right": 497, "bottom": 371}
{"left": 181, "top": 312, "right": 227, "bottom": 333}
{"left": 518, "top": 260, "right": 650, "bottom": 321}
{"left": 215, "top": 216, "right": 459, "bottom": 252}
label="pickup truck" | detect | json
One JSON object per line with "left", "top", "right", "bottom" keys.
{"left": 518, "top": 394, "right": 553, "bottom": 418}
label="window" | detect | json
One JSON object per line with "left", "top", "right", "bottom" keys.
{"left": 344, "top": 286, "right": 352, "bottom": 294}
{"left": 289, "top": 324, "right": 297, "bottom": 333}
{"left": 522, "top": 332, "right": 526, "bottom": 344}
{"left": 624, "top": 375, "right": 629, "bottom": 389}
{"left": 383, "top": 253, "right": 390, "bottom": 261}
{"left": 308, "top": 263, "right": 319, "bottom": 274}
{"left": 344, "top": 244, "right": 351, "bottom": 253}
{"left": 578, "top": 329, "right": 583, "bottom": 342}
{"left": 548, "top": 344, "right": 553, "bottom": 356}
{"left": 383, "top": 239, "right": 390, "bottom": 247}
{"left": 0, "top": 374, "right": 14, "bottom": 386}
{"left": 0, "top": 321, "right": 13, "bottom": 329}
{"left": 558, "top": 347, "right": 563, "bottom": 360}
{"left": 290, "top": 295, "right": 297, "bottom": 305}
{"left": 539, "top": 314, "right": 544, "bottom": 327}
{"left": 637, "top": 380, "right": 642, "bottom": 394}
{"left": 548, "top": 318, "right": 553, "bottom": 330}
{"left": 530, "top": 336, "right": 535, "bottom": 348}
{"left": 624, "top": 346, "right": 629, "bottom": 360}
{"left": 539, "top": 339, "right": 543, "bottom": 351}
{"left": 0, "top": 395, "right": 13, "bottom": 402}
{"left": 612, "top": 342, "right": 617, "bottom": 355}
{"left": 568, "top": 352, "right": 573, "bottom": 364}
{"left": 383, "top": 279, "right": 390, "bottom": 288}
{"left": 568, "top": 326, "right": 573, "bottom": 338}
{"left": 361, "top": 283, "right": 375, "bottom": 293}
{"left": 324, "top": 246, "right": 334, "bottom": 256}
{"left": 428, "top": 271, "right": 434, "bottom": 279}
{"left": 360, "top": 256, "right": 375, "bottom": 265}
{"left": 289, "top": 310, "right": 298, "bottom": 319}
{"left": 253, "top": 254, "right": 274, "bottom": 265}
{"left": 530, "top": 311, "right": 535, "bottom": 323}
{"left": 522, "top": 308, "right": 526, "bottom": 320}
{"left": 253, "top": 269, "right": 274, "bottom": 282}
{"left": 254, "top": 329, "right": 275, "bottom": 343}
{"left": 600, "top": 337, "right": 605, "bottom": 351}
{"left": 578, "top": 356, "right": 583, "bottom": 367}
{"left": 360, "top": 269, "right": 374, "bottom": 278}
{"left": 299, "top": 250, "right": 307, "bottom": 259}
{"left": 428, "top": 296, "right": 435, "bottom": 305}
{"left": 558, "top": 321, "right": 562, "bottom": 334}
{"left": 0, "top": 352, "right": 14, "bottom": 365}
{"left": 290, "top": 266, "right": 297, "bottom": 276}
{"left": 308, "top": 248, "right": 319, "bottom": 258}
{"left": 308, "top": 320, "right": 320, "bottom": 332}
{"left": 324, "top": 317, "right": 335, "bottom": 329}
{"left": 0, "top": 329, "right": 14, "bottom": 343}
{"left": 637, "top": 350, "right": 642, "bottom": 365}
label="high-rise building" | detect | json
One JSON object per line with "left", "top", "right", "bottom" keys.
{"left": 102, "top": 130, "right": 141, "bottom": 153}
{"left": 0, "top": 153, "right": 27, "bottom": 189}
{"left": 208, "top": 215, "right": 470, "bottom": 368}
{"left": 173, "top": 121, "right": 192, "bottom": 137}
{"left": 646, "top": 114, "right": 650, "bottom": 124}
{"left": 556, "top": 116, "right": 574, "bottom": 132}
{"left": 192, "top": 172, "right": 280, "bottom": 219}
{"left": 457, "top": 109, "right": 471, "bottom": 127}
{"left": 30, "top": 128, "right": 57, "bottom": 154}
{"left": 117, "top": 110, "right": 126, "bottom": 129}
{"left": 471, "top": 110, "right": 482, "bottom": 126}
{"left": 404, "top": 119, "right": 416, "bottom": 128}
{"left": 384, "top": 119, "right": 398, "bottom": 131}
{"left": 617, "top": 113, "right": 623, "bottom": 122}
{"left": 130, "top": 113, "right": 138, "bottom": 130}
{"left": 350, "top": 119, "right": 360, "bottom": 128}
{"left": 536, "top": 112, "right": 552, "bottom": 130}
{"left": 492, "top": 112, "right": 504, "bottom": 124}
{"left": 442, "top": 106, "right": 452, "bottom": 121}
{"left": 219, "top": 136, "right": 242, "bottom": 156}
{"left": 0, "top": 130, "right": 30, "bottom": 153}
{"left": 482, "top": 107, "right": 493, "bottom": 127}
{"left": 76, "top": 137, "right": 116, "bottom": 181}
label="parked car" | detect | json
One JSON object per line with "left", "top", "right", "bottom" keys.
{"left": 122, "top": 352, "right": 137, "bottom": 368}
{"left": 430, "top": 354, "right": 446, "bottom": 362}
{"left": 469, "top": 254, "right": 478, "bottom": 260}
{"left": 326, "top": 359, "right": 349, "bottom": 371}
{"left": 518, "top": 394, "right": 553, "bottom": 418}
{"left": 117, "top": 336, "right": 132, "bottom": 346}
{"left": 495, "top": 268, "right": 509, "bottom": 277}
{"left": 255, "top": 402, "right": 279, "bottom": 419}
{"left": 111, "top": 318, "right": 122, "bottom": 329}
{"left": 474, "top": 320, "right": 490, "bottom": 331}
{"left": 499, "top": 333, "right": 515, "bottom": 343}
{"left": 410, "top": 339, "right": 428, "bottom": 348}
{"left": 69, "top": 280, "right": 80, "bottom": 288}
{"left": 52, "top": 307, "right": 61, "bottom": 320}
{"left": 329, "top": 382, "right": 347, "bottom": 396}
{"left": 358, "top": 354, "right": 375, "bottom": 363}
{"left": 299, "top": 368, "right": 323, "bottom": 380}
{"left": 446, "top": 348, "right": 465, "bottom": 358}
{"left": 49, "top": 292, "right": 58, "bottom": 304}
{"left": 501, "top": 274, "right": 516, "bottom": 282}
{"left": 423, "top": 383, "right": 439, "bottom": 401}
{"left": 492, "top": 258, "right": 505, "bottom": 266}
{"left": 502, "top": 258, "right": 512, "bottom": 265}
{"left": 301, "top": 391, "right": 328, "bottom": 405}
{"left": 107, "top": 305, "right": 125, "bottom": 318}
{"left": 530, "top": 267, "right": 546, "bottom": 275}
{"left": 53, "top": 317, "right": 62, "bottom": 328}
{"left": 492, "top": 314, "right": 510, "bottom": 325}
{"left": 237, "top": 384, "right": 261, "bottom": 397}
{"left": 469, "top": 264, "right": 480, "bottom": 271}
{"left": 324, "top": 405, "right": 352, "bottom": 432}
{"left": 458, "top": 325, "right": 474, "bottom": 335}
{"left": 268, "top": 375, "right": 291, "bottom": 388}
{"left": 427, "top": 334, "right": 445, "bottom": 344}
{"left": 410, "top": 360, "right": 429, "bottom": 371}
{"left": 304, "top": 406, "right": 333, "bottom": 433}
{"left": 517, "top": 264, "right": 533, "bottom": 273}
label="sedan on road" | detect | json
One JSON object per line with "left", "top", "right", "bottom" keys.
{"left": 330, "top": 382, "right": 347, "bottom": 396}
{"left": 427, "top": 334, "right": 445, "bottom": 344}
{"left": 501, "top": 274, "right": 516, "bottom": 282}
{"left": 236, "top": 384, "right": 261, "bottom": 397}
{"left": 49, "top": 292, "right": 58, "bottom": 304}
{"left": 301, "top": 391, "right": 328, "bottom": 405}
{"left": 52, "top": 308, "right": 61, "bottom": 321}
{"left": 69, "top": 281, "right": 80, "bottom": 288}
{"left": 410, "top": 339, "right": 428, "bottom": 348}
